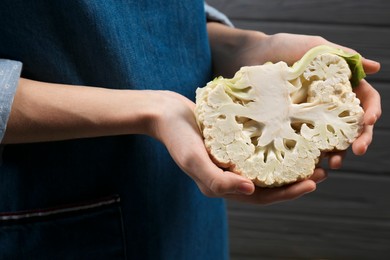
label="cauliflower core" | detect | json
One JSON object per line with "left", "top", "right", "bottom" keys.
{"left": 195, "top": 45, "right": 365, "bottom": 187}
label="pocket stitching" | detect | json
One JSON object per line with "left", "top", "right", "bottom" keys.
{"left": 0, "top": 195, "right": 120, "bottom": 222}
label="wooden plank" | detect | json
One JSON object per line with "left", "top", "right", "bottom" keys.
{"left": 207, "top": 0, "right": 390, "bottom": 26}
{"left": 227, "top": 171, "right": 390, "bottom": 259}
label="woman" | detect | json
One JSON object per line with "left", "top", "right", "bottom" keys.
{"left": 0, "top": 1, "right": 381, "bottom": 259}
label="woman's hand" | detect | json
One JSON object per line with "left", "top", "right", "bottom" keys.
{"left": 4, "top": 77, "right": 323, "bottom": 205}
{"left": 258, "top": 33, "right": 381, "bottom": 167}
{"left": 151, "top": 91, "right": 327, "bottom": 205}
{"left": 207, "top": 23, "right": 381, "bottom": 169}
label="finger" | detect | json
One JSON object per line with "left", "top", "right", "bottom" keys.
{"left": 202, "top": 171, "right": 255, "bottom": 197}
{"left": 184, "top": 147, "right": 255, "bottom": 197}
{"left": 165, "top": 114, "right": 255, "bottom": 197}
{"left": 327, "top": 151, "right": 346, "bottom": 169}
{"left": 354, "top": 80, "right": 382, "bottom": 125}
{"left": 254, "top": 180, "right": 316, "bottom": 205}
{"left": 362, "top": 58, "right": 381, "bottom": 74}
{"left": 352, "top": 124, "right": 373, "bottom": 155}
{"left": 309, "top": 167, "right": 328, "bottom": 183}
{"left": 227, "top": 179, "right": 316, "bottom": 205}
{"left": 325, "top": 42, "right": 380, "bottom": 74}
{"left": 327, "top": 44, "right": 380, "bottom": 74}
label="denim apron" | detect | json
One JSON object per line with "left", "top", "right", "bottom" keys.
{"left": 0, "top": 1, "right": 228, "bottom": 259}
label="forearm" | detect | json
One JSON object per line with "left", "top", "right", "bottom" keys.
{"left": 2, "top": 78, "right": 159, "bottom": 143}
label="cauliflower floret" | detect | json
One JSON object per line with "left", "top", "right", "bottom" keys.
{"left": 195, "top": 45, "right": 365, "bottom": 187}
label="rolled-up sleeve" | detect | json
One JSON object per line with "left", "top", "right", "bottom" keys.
{"left": 204, "top": 2, "right": 234, "bottom": 27}
{"left": 0, "top": 59, "right": 22, "bottom": 142}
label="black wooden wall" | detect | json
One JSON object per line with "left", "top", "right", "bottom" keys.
{"left": 207, "top": 0, "right": 390, "bottom": 259}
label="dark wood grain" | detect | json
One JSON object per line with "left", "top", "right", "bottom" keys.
{"left": 375, "top": 83, "right": 389, "bottom": 129}
{"left": 227, "top": 171, "right": 390, "bottom": 259}
{"left": 207, "top": 0, "right": 390, "bottom": 259}
{"left": 208, "top": 0, "right": 390, "bottom": 26}
{"left": 208, "top": 0, "right": 390, "bottom": 82}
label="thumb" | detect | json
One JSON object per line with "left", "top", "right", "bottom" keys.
{"left": 195, "top": 161, "right": 255, "bottom": 197}
{"left": 169, "top": 142, "right": 255, "bottom": 197}
{"left": 362, "top": 58, "right": 381, "bottom": 74}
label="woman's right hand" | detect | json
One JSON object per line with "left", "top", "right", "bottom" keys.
{"left": 151, "top": 91, "right": 327, "bottom": 205}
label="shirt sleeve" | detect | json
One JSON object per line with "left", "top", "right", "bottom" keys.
{"left": 0, "top": 59, "right": 22, "bottom": 142}
{"left": 204, "top": 2, "right": 234, "bottom": 27}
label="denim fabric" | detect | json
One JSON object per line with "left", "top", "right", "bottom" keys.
{"left": 0, "top": 3, "right": 230, "bottom": 142}
{"left": 0, "top": 1, "right": 228, "bottom": 259}
{"left": 0, "top": 196, "right": 127, "bottom": 259}
{"left": 204, "top": 3, "right": 234, "bottom": 27}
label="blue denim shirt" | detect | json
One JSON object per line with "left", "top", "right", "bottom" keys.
{"left": 0, "top": 60, "right": 22, "bottom": 141}
{"left": 0, "top": 1, "right": 230, "bottom": 259}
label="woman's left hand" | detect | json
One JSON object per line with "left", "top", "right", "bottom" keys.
{"left": 207, "top": 22, "right": 381, "bottom": 169}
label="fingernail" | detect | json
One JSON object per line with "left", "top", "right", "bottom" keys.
{"left": 237, "top": 182, "right": 254, "bottom": 195}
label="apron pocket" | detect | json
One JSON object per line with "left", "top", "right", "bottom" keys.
{"left": 0, "top": 195, "right": 126, "bottom": 260}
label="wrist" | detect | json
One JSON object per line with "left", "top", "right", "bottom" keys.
{"left": 207, "top": 22, "right": 269, "bottom": 77}
{"left": 207, "top": 22, "right": 251, "bottom": 55}
{"left": 140, "top": 90, "right": 197, "bottom": 147}
{"left": 105, "top": 89, "right": 163, "bottom": 138}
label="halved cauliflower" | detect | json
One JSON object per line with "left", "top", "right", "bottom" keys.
{"left": 195, "top": 45, "right": 365, "bottom": 187}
